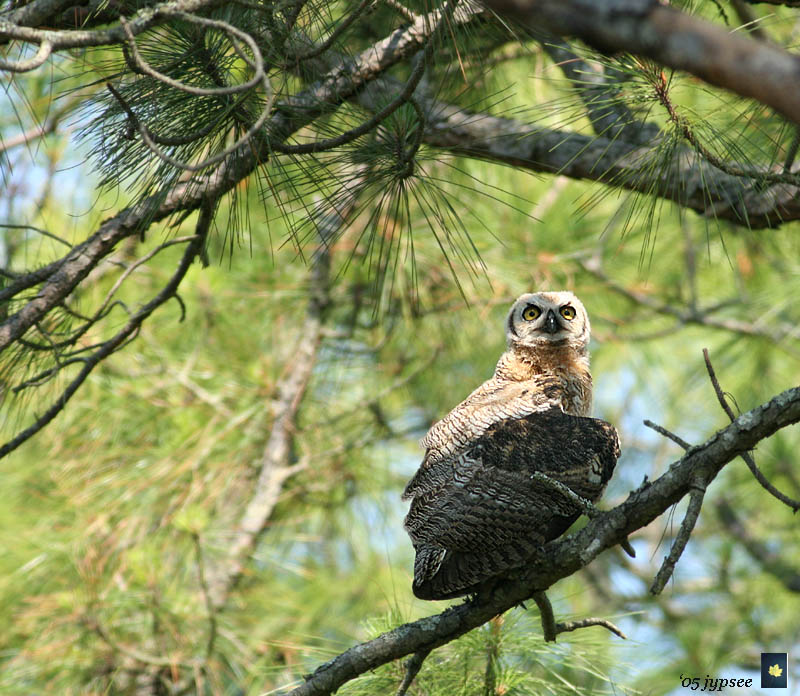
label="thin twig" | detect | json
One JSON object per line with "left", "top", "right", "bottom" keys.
{"left": 0, "top": 200, "right": 213, "bottom": 459}
{"left": 643, "top": 419, "right": 692, "bottom": 451}
{"left": 650, "top": 478, "right": 707, "bottom": 594}
{"left": 529, "top": 472, "right": 598, "bottom": 517}
{"left": 702, "top": 348, "right": 800, "bottom": 512}
{"left": 0, "top": 223, "right": 72, "bottom": 247}
{"left": 531, "top": 590, "right": 627, "bottom": 642}
{"left": 554, "top": 617, "right": 627, "bottom": 639}
{"left": 395, "top": 648, "right": 431, "bottom": 696}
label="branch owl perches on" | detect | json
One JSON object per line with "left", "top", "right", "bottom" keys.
{"left": 403, "top": 292, "right": 620, "bottom": 600}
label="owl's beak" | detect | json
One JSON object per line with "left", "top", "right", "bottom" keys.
{"left": 543, "top": 309, "right": 559, "bottom": 334}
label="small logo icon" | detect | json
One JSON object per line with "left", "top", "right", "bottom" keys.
{"left": 761, "top": 653, "right": 788, "bottom": 689}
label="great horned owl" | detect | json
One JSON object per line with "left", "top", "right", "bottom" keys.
{"left": 403, "top": 291, "right": 619, "bottom": 600}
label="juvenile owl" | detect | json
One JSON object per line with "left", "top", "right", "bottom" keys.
{"left": 403, "top": 291, "right": 619, "bottom": 600}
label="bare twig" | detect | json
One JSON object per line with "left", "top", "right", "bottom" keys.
{"left": 394, "top": 648, "right": 432, "bottom": 696}
{"left": 650, "top": 478, "right": 708, "bottom": 594}
{"left": 555, "top": 616, "right": 627, "bottom": 639}
{"left": 531, "top": 590, "right": 626, "bottom": 642}
{"left": 702, "top": 348, "right": 800, "bottom": 512}
{"left": 643, "top": 419, "right": 692, "bottom": 451}
{"left": 0, "top": 223, "right": 72, "bottom": 248}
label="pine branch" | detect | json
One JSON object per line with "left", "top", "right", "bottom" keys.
{"left": 0, "top": 0, "right": 224, "bottom": 68}
{"left": 485, "top": 0, "right": 800, "bottom": 124}
{"left": 0, "top": 203, "right": 212, "bottom": 458}
{"left": 357, "top": 78, "right": 800, "bottom": 229}
{"left": 284, "top": 384, "right": 800, "bottom": 696}
{"left": 0, "top": 4, "right": 460, "bottom": 357}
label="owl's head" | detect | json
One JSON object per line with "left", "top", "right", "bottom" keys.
{"left": 505, "top": 291, "right": 590, "bottom": 351}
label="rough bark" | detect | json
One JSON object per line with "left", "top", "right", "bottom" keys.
{"left": 286, "top": 385, "right": 800, "bottom": 696}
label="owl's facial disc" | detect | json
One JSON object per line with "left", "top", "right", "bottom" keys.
{"left": 506, "top": 291, "right": 589, "bottom": 349}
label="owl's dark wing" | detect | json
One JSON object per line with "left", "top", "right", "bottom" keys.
{"left": 403, "top": 411, "right": 620, "bottom": 600}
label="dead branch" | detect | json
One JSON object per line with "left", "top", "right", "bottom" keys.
{"left": 650, "top": 478, "right": 708, "bottom": 594}
{"left": 643, "top": 420, "right": 692, "bottom": 451}
{"left": 204, "top": 165, "right": 371, "bottom": 611}
{"left": 702, "top": 348, "right": 800, "bottom": 511}
{"left": 531, "top": 590, "right": 626, "bottom": 642}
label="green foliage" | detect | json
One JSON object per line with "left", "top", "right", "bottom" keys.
{"left": 2, "top": 0, "right": 800, "bottom": 694}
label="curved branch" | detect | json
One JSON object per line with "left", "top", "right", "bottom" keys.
{"left": 285, "top": 384, "right": 800, "bottom": 696}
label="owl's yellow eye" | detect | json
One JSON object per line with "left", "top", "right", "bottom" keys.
{"left": 522, "top": 305, "right": 541, "bottom": 321}
{"left": 559, "top": 305, "right": 576, "bottom": 320}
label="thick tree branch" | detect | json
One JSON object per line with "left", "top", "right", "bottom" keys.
{"left": 484, "top": 0, "right": 800, "bottom": 125}
{"left": 354, "top": 80, "right": 800, "bottom": 229}
{"left": 285, "top": 384, "right": 800, "bottom": 696}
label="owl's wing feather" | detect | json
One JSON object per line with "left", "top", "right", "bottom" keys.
{"left": 406, "top": 376, "right": 564, "bottom": 498}
{"left": 404, "top": 411, "right": 619, "bottom": 600}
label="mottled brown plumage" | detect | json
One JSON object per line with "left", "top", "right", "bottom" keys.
{"left": 403, "top": 291, "right": 620, "bottom": 600}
